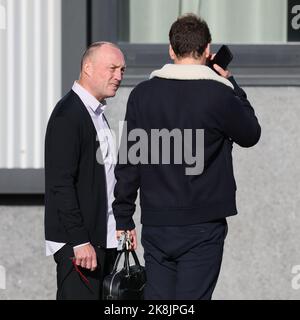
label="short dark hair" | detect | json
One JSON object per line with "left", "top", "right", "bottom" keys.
{"left": 169, "top": 13, "right": 211, "bottom": 59}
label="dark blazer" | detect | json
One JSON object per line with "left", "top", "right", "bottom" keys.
{"left": 44, "top": 90, "right": 108, "bottom": 247}
{"left": 113, "top": 70, "right": 261, "bottom": 230}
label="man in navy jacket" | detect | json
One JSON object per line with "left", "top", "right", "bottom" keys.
{"left": 113, "top": 14, "right": 261, "bottom": 300}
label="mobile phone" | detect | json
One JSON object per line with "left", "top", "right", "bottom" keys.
{"left": 208, "top": 45, "right": 233, "bottom": 73}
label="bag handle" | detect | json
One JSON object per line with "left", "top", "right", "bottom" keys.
{"left": 111, "top": 250, "right": 141, "bottom": 274}
{"left": 124, "top": 250, "right": 141, "bottom": 274}
{"left": 111, "top": 251, "right": 123, "bottom": 273}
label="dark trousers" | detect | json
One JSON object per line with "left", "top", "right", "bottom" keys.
{"left": 141, "top": 219, "right": 228, "bottom": 300}
{"left": 53, "top": 244, "right": 117, "bottom": 300}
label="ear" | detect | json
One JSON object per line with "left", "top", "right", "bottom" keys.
{"left": 204, "top": 43, "right": 211, "bottom": 58}
{"left": 83, "top": 61, "right": 93, "bottom": 77}
{"left": 169, "top": 45, "right": 176, "bottom": 61}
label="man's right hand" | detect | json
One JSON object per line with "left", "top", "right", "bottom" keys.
{"left": 209, "top": 53, "right": 232, "bottom": 79}
{"left": 213, "top": 63, "right": 232, "bottom": 79}
{"left": 73, "top": 244, "right": 97, "bottom": 271}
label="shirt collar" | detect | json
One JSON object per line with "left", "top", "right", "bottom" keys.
{"left": 72, "top": 81, "right": 107, "bottom": 114}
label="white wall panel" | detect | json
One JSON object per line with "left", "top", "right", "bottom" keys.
{"left": 0, "top": 0, "right": 61, "bottom": 169}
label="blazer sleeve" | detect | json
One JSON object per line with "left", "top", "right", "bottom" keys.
{"left": 45, "top": 115, "right": 89, "bottom": 246}
{"left": 113, "top": 91, "right": 140, "bottom": 231}
{"left": 218, "top": 76, "right": 261, "bottom": 148}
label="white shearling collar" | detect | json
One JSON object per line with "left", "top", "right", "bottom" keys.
{"left": 150, "top": 64, "right": 234, "bottom": 89}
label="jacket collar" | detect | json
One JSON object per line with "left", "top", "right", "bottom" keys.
{"left": 150, "top": 64, "right": 234, "bottom": 89}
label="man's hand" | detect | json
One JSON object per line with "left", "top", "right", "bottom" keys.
{"left": 116, "top": 229, "right": 138, "bottom": 250}
{"left": 73, "top": 244, "right": 97, "bottom": 271}
{"left": 209, "top": 53, "right": 232, "bottom": 79}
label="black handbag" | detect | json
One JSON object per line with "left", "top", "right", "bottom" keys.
{"left": 103, "top": 250, "right": 146, "bottom": 300}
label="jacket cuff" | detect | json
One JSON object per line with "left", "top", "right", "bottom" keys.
{"left": 73, "top": 242, "right": 90, "bottom": 249}
{"left": 67, "top": 227, "right": 90, "bottom": 247}
{"left": 228, "top": 76, "right": 246, "bottom": 97}
{"left": 115, "top": 217, "right": 136, "bottom": 231}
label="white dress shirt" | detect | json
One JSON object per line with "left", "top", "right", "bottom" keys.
{"left": 45, "top": 81, "right": 118, "bottom": 256}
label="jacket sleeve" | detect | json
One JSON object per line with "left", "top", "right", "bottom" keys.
{"left": 218, "top": 76, "right": 261, "bottom": 147}
{"left": 113, "top": 92, "right": 140, "bottom": 231}
{"left": 46, "top": 115, "right": 89, "bottom": 246}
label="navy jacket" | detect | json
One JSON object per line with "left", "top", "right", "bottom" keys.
{"left": 113, "top": 64, "right": 261, "bottom": 229}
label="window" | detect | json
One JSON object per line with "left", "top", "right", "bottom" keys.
{"left": 64, "top": 0, "right": 300, "bottom": 87}
{"left": 122, "top": 0, "right": 288, "bottom": 44}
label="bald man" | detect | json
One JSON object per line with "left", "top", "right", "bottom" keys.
{"left": 44, "top": 42, "right": 126, "bottom": 300}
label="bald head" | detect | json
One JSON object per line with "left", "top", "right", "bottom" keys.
{"left": 80, "top": 42, "right": 122, "bottom": 71}
{"left": 78, "top": 42, "right": 126, "bottom": 101}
